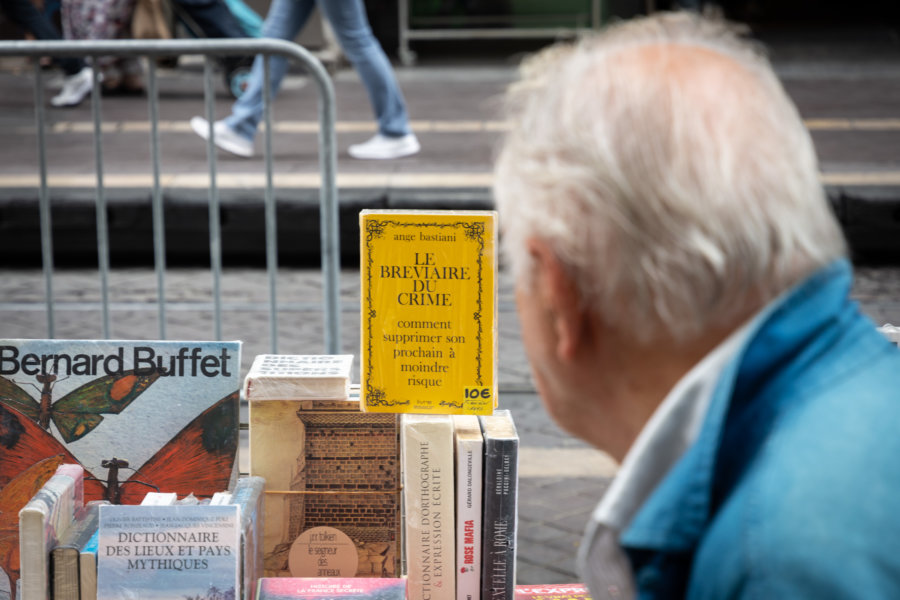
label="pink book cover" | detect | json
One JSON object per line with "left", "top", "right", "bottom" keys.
{"left": 257, "top": 578, "right": 406, "bottom": 600}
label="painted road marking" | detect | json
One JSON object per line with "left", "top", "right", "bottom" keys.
{"left": 519, "top": 447, "right": 618, "bottom": 478}
{"left": 0, "top": 171, "right": 897, "bottom": 188}
{"left": 18, "top": 117, "right": 900, "bottom": 136}
{"left": 14, "top": 119, "right": 900, "bottom": 135}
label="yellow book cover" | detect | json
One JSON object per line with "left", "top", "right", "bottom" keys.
{"left": 360, "top": 210, "right": 497, "bottom": 414}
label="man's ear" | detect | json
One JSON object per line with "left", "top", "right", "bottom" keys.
{"left": 527, "top": 238, "right": 586, "bottom": 361}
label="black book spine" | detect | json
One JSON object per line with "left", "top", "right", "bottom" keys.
{"left": 480, "top": 434, "right": 518, "bottom": 600}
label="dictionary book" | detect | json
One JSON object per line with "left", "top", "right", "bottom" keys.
{"left": 401, "top": 414, "right": 455, "bottom": 600}
{"left": 360, "top": 210, "right": 498, "bottom": 415}
{"left": 96, "top": 503, "right": 241, "bottom": 600}
{"left": 0, "top": 339, "right": 242, "bottom": 595}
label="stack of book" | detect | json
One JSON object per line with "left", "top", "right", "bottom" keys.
{"left": 17, "top": 464, "right": 264, "bottom": 600}
{"left": 358, "top": 211, "right": 520, "bottom": 600}
{"left": 401, "top": 410, "right": 519, "bottom": 600}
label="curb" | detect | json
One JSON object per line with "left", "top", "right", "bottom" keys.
{"left": 0, "top": 185, "right": 897, "bottom": 267}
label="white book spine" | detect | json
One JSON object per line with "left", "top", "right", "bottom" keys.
{"left": 402, "top": 414, "right": 456, "bottom": 600}
{"left": 453, "top": 416, "right": 484, "bottom": 600}
{"left": 18, "top": 465, "right": 82, "bottom": 600}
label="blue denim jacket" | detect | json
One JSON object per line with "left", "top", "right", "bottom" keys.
{"left": 620, "top": 259, "right": 900, "bottom": 598}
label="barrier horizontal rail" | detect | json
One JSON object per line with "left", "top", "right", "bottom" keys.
{"left": 0, "top": 38, "right": 341, "bottom": 355}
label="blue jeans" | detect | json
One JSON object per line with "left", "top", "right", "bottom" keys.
{"left": 225, "top": 0, "right": 410, "bottom": 141}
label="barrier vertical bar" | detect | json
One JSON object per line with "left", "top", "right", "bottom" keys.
{"left": 203, "top": 56, "right": 223, "bottom": 340}
{"left": 91, "top": 58, "right": 111, "bottom": 338}
{"left": 33, "top": 62, "right": 55, "bottom": 338}
{"left": 262, "top": 55, "right": 278, "bottom": 353}
{"left": 147, "top": 59, "right": 167, "bottom": 339}
{"left": 313, "top": 63, "right": 340, "bottom": 354}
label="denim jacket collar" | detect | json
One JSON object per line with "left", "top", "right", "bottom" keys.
{"left": 620, "top": 259, "right": 854, "bottom": 553}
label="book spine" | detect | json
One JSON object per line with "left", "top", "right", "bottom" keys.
{"left": 402, "top": 416, "right": 456, "bottom": 600}
{"left": 19, "top": 468, "right": 81, "bottom": 600}
{"left": 231, "top": 476, "right": 265, "bottom": 600}
{"left": 51, "top": 547, "right": 79, "bottom": 600}
{"left": 480, "top": 436, "right": 518, "bottom": 600}
{"left": 80, "top": 530, "right": 100, "bottom": 600}
{"left": 53, "top": 503, "right": 102, "bottom": 600}
{"left": 454, "top": 420, "right": 483, "bottom": 600}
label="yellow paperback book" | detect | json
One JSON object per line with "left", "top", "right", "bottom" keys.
{"left": 360, "top": 210, "right": 497, "bottom": 414}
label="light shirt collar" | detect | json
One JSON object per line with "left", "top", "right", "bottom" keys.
{"left": 588, "top": 307, "right": 768, "bottom": 534}
{"left": 576, "top": 313, "right": 764, "bottom": 599}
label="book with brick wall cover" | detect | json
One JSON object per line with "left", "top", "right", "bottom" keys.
{"left": 18, "top": 463, "right": 84, "bottom": 600}
{"left": 514, "top": 584, "right": 590, "bottom": 600}
{"left": 247, "top": 367, "right": 401, "bottom": 579}
{"left": 401, "top": 414, "right": 456, "bottom": 600}
{"left": 256, "top": 577, "right": 406, "bottom": 600}
{"left": 360, "top": 210, "right": 498, "bottom": 415}
{"left": 479, "top": 410, "right": 519, "bottom": 600}
{"left": 51, "top": 501, "right": 107, "bottom": 600}
{"left": 452, "top": 415, "right": 483, "bottom": 600}
{"left": 96, "top": 503, "right": 240, "bottom": 600}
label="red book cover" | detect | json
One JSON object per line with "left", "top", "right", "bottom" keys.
{"left": 257, "top": 577, "right": 406, "bottom": 600}
{"left": 515, "top": 584, "right": 591, "bottom": 600}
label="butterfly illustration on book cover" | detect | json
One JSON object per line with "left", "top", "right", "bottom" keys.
{"left": 0, "top": 339, "right": 241, "bottom": 600}
{"left": 0, "top": 395, "right": 238, "bottom": 598}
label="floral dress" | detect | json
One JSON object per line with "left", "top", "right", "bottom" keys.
{"left": 61, "top": 0, "right": 143, "bottom": 92}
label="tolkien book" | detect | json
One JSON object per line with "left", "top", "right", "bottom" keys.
{"left": 246, "top": 360, "right": 401, "bottom": 579}
{"left": 51, "top": 501, "right": 106, "bottom": 600}
{"left": 401, "top": 414, "right": 456, "bottom": 600}
{"left": 256, "top": 577, "right": 406, "bottom": 600}
{"left": 360, "top": 210, "right": 498, "bottom": 415}
{"left": 0, "top": 339, "right": 242, "bottom": 596}
{"left": 452, "top": 415, "right": 484, "bottom": 600}
{"left": 480, "top": 410, "right": 519, "bottom": 600}
{"left": 514, "top": 584, "right": 591, "bottom": 600}
{"left": 18, "top": 463, "right": 84, "bottom": 600}
{"left": 96, "top": 503, "right": 241, "bottom": 600}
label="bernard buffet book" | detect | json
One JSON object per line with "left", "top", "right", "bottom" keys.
{"left": 0, "top": 339, "right": 241, "bottom": 598}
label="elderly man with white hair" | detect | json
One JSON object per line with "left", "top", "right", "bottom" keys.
{"left": 495, "top": 11, "right": 900, "bottom": 599}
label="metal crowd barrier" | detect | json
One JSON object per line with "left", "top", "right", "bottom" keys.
{"left": 0, "top": 38, "right": 341, "bottom": 354}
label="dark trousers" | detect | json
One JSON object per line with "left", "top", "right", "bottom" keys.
{"left": 0, "top": 0, "right": 85, "bottom": 75}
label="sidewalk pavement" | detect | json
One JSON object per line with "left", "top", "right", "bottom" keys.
{"left": 3, "top": 264, "right": 900, "bottom": 583}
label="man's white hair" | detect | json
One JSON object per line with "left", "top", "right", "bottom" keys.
{"left": 494, "top": 12, "right": 847, "bottom": 343}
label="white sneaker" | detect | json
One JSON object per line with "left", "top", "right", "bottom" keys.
{"left": 51, "top": 66, "right": 93, "bottom": 107}
{"left": 190, "top": 116, "right": 254, "bottom": 158}
{"left": 348, "top": 133, "right": 420, "bottom": 160}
